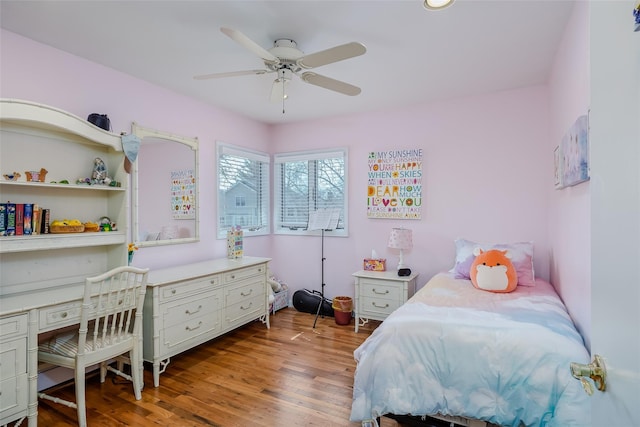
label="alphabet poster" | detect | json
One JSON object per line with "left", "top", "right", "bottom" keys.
{"left": 367, "top": 149, "right": 422, "bottom": 219}
{"left": 171, "top": 169, "right": 196, "bottom": 219}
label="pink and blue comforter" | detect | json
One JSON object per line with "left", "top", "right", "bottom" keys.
{"left": 350, "top": 273, "right": 590, "bottom": 426}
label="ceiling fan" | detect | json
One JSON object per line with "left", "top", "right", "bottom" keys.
{"left": 194, "top": 27, "right": 367, "bottom": 102}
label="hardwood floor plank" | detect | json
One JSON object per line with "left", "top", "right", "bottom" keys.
{"left": 37, "top": 308, "right": 410, "bottom": 426}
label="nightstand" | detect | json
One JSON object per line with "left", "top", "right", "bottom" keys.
{"left": 353, "top": 270, "right": 419, "bottom": 332}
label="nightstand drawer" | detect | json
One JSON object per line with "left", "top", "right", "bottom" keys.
{"left": 360, "top": 296, "right": 401, "bottom": 317}
{"left": 360, "top": 280, "right": 402, "bottom": 301}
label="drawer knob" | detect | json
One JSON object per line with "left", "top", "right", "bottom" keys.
{"left": 171, "top": 289, "right": 177, "bottom": 294}
{"left": 240, "top": 289, "right": 253, "bottom": 297}
{"left": 210, "top": 279, "right": 216, "bottom": 284}
{"left": 61, "top": 312, "right": 68, "bottom": 318}
{"left": 372, "top": 288, "right": 389, "bottom": 295}
{"left": 240, "top": 302, "right": 253, "bottom": 310}
{"left": 231, "top": 275, "right": 236, "bottom": 279}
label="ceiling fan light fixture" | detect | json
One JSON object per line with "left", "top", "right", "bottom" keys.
{"left": 423, "top": 0, "right": 454, "bottom": 10}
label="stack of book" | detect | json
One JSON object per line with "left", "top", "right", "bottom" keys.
{"left": 0, "top": 202, "right": 50, "bottom": 236}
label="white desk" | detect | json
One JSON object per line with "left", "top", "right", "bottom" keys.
{"left": 1, "top": 281, "right": 88, "bottom": 426}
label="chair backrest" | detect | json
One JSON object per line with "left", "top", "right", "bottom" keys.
{"left": 77, "top": 266, "right": 149, "bottom": 356}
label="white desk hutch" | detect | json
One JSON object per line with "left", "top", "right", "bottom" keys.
{"left": 0, "top": 99, "right": 129, "bottom": 426}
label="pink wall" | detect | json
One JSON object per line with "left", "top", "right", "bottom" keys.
{"left": 269, "top": 87, "right": 552, "bottom": 297}
{"left": 547, "top": 2, "right": 591, "bottom": 348}
{"left": 2, "top": 28, "right": 554, "bottom": 303}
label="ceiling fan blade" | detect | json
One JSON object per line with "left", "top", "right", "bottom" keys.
{"left": 220, "top": 27, "right": 280, "bottom": 65}
{"left": 194, "top": 69, "right": 270, "bottom": 80}
{"left": 298, "top": 42, "right": 366, "bottom": 69}
{"left": 300, "top": 72, "right": 362, "bottom": 96}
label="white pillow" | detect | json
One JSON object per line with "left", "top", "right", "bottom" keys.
{"left": 450, "top": 238, "right": 536, "bottom": 286}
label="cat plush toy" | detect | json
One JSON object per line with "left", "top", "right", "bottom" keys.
{"left": 469, "top": 247, "right": 518, "bottom": 293}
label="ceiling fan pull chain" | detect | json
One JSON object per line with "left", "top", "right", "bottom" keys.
{"left": 282, "top": 77, "right": 286, "bottom": 114}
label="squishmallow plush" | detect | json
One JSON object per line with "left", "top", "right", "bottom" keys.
{"left": 469, "top": 248, "right": 518, "bottom": 293}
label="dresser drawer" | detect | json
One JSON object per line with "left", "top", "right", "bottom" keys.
{"left": 224, "top": 278, "right": 266, "bottom": 307}
{"left": 360, "top": 295, "right": 401, "bottom": 318}
{"left": 360, "top": 280, "right": 402, "bottom": 301}
{"left": 0, "top": 337, "right": 27, "bottom": 379}
{"left": 223, "top": 264, "right": 266, "bottom": 284}
{"left": 0, "top": 314, "right": 27, "bottom": 340}
{"left": 160, "top": 293, "right": 222, "bottom": 352}
{"left": 160, "top": 274, "right": 221, "bottom": 302}
{"left": 224, "top": 294, "right": 265, "bottom": 329}
{"left": 0, "top": 372, "right": 28, "bottom": 422}
{"left": 39, "top": 301, "right": 83, "bottom": 332}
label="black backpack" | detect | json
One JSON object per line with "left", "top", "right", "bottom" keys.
{"left": 87, "top": 113, "right": 111, "bottom": 131}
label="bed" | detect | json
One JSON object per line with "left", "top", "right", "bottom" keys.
{"left": 350, "top": 272, "right": 590, "bottom": 427}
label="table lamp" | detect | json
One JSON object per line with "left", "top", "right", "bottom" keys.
{"left": 388, "top": 228, "right": 413, "bottom": 275}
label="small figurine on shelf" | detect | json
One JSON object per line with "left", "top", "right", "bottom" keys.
{"left": 128, "top": 242, "right": 138, "bottom": 265}
{"left": 3, "top": 172, "right": 21, "bottom": 181}
{"left": 25, "top": 168, "right": 48, "bottom": 182}
{"left": 91, "top": 157, "right": 109, "bottom": 185}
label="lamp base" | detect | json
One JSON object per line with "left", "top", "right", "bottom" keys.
{"left": 398, "top": 268, "right": 412, "bottom": 277}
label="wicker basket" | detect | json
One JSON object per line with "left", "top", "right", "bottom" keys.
{"left": 83, "top": 223, "right": 100, "bottom": 232}
{"left": 50, "top": 225, "right": 85, "bottom": 233}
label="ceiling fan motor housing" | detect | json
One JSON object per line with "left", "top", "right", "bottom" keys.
{"left": 267, "top": 39, "right": 304, "bottom": 73}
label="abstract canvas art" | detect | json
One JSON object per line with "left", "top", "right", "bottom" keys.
{"left": 558, "top": 114, "right": 589, "bottom": 188}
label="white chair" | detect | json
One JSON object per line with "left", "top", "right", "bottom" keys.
{"left": 37, "top": 266, "right": 149, "bottom": 426}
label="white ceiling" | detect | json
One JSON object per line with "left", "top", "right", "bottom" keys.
{"left": 0, "top": 0, "right": 575, "bottom": 124}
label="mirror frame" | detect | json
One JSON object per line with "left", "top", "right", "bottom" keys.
{"left": 131, "top": 122, "right": 200, "bottom": 247}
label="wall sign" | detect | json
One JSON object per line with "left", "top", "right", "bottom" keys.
{"left": 367, "top": 149, "right": 423, "bottom": 219}
{"left": 171, "top": 169, "right": 196, "bottom": 219}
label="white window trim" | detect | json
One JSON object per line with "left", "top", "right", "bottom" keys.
{"left": 217, "top": 141, "right": 270, "bottom": 239}
{"left": 273, "top": 148, "right": 348, "bottom": 237}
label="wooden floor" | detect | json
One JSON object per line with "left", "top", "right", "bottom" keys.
{"left": 36, "top": 308, "right": 415, "bottom": 427}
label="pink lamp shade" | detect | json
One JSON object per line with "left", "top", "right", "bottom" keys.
{"left": 388, "top": 228, "right": 413, "bottom": 270}
{"left": 388, "top": 228, "right": 413, "bottom": 250}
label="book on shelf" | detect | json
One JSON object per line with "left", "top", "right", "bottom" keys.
{"left": 15, "top": 203, "right": 24, "bottom": 235}
{"left": 23, "top": 203, "right": 33, "bottom": 235}
{"left": 4, "top": 202, "right": 16, "bottom": 236}
{"left": 33, "top": 204, "right": 41, "bottom": 234}
{"left": 41, "top": 208, "right": 50, "bottom": 234}
{"left": 0, "top": 203, "right": 6, "bottom": 236}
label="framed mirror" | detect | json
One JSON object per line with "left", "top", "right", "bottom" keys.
{"left": 131, "top": 122, "right": 199, "bottom": 247}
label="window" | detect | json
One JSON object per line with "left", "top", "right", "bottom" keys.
{"left": 274, "top": 148, "right": 348, "bottom": 236}
{"left": 217, "top": 142, "right": 270, "bottom": 238}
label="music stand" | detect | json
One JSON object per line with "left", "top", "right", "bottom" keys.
{"left": 307, "top": 209, "right": 340, "bottom": 328}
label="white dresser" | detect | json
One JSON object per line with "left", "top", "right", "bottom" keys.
{"left": 353, "top": 270, "right": 419, "bottom": 333}
{"left": 143, "top": 256, "right": 271, "bottom": 387}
